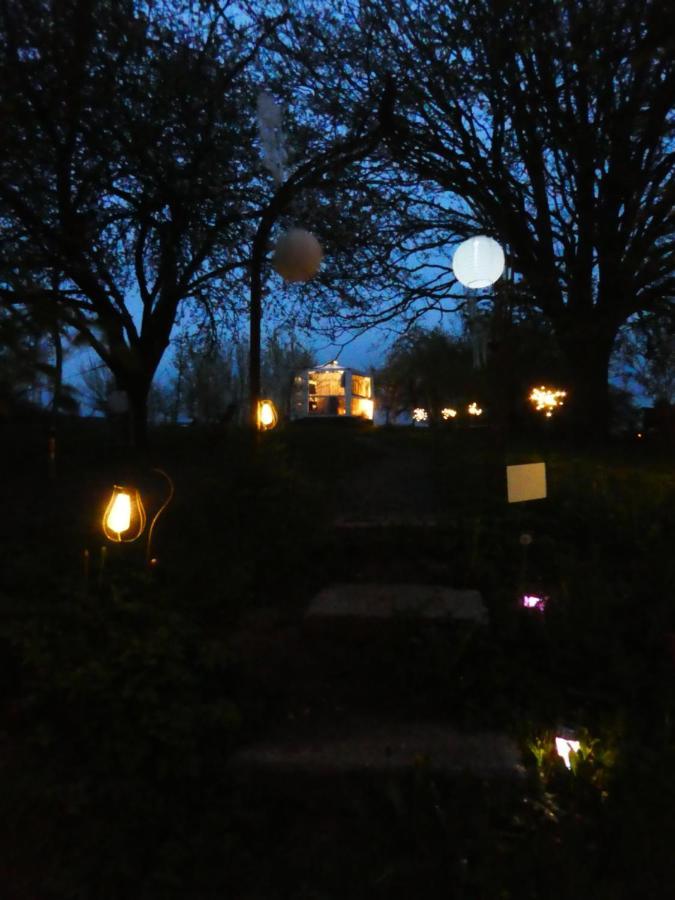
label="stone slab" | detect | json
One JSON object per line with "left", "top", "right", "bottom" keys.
{"left": 306, "top": 583, "right": 488, "bottom": 625}
{"left": 231, "top": 721, "right": 522, "bottom": 778}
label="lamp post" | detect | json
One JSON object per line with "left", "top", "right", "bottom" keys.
{"left": 453, "top": 235, "right": 514, "bottom": 444}
{"left": 101, "top": 469, "right": 174, "bottom": 566}
{"left": 248, "top": 85, "right": 389, "bottom": 433}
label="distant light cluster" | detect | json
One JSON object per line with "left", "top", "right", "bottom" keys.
{"left": 411, "top": 404, "right": 485, "bottom": 421}
{"left": 529, "top": 386, "right": 567, "bottom": 417}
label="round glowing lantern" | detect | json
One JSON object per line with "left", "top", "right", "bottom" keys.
{"left": 272, "top": 228, "right": 323, "bottom": 283}
{"left": 452, "top": 235, "right": 505, "bottom": 288}
{"left": 102, "top": 485, "right": 146, "bottom": 543}
{"left": 257, "top": 398, "right": 278, "bottom": 431}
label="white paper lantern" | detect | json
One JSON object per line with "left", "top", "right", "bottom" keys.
{"left": 272, "top": 228, "right": 323, "bottom": 283}
{"left": 452, "top": 235, "right": 505, "bottom": 288}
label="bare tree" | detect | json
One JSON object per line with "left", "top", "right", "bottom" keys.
{"left": 612, "top": 310, "right": 675, "bottom": 406}
{"left": 265, "top": 0, "right": 674, "bottom": 438}
{"left": 366, "top": 0, "right": 675, "bottom": 437}
{"left": 0, "top": 0, "right": 285, "bottom": 447}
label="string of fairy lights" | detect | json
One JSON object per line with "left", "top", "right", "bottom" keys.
{"left": 411, "top": 387, "right": 567, "bottom": 424}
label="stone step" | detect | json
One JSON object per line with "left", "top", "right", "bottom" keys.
{"left": 305, "top": 583, "right": 488, "bottom": 626}
{"left": 230, "top": 719, "right": 522, "bottom": 779}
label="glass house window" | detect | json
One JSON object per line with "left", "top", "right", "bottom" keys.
{"left": 351, "top": 374, "right": 371, "bottom": 399}
{"left": 351, "top": 373, "right": 373, "bottom": 418}
{"left": 307, "top": 368, "right": 346, "bottom": 415}
{"left": 292, "top": 361, "right": 374, "bottom": 421}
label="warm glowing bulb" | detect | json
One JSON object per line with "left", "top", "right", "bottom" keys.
{"left": 441, "top": 407, "right": 457, "bottom": 419}
{"left": 102, "top": 485, "right": 146, "bottom": 542}
{"left": 257, "top": 398, "right": 278, "bottom": 430}
{"left": 412, "top": 407, "right": 428, "bottom": 422}
{"left": 107, "top": 492, "right": 131, "bottom": 534}
{"left": 468, "top": 402, "right": 483, "bottom": 416}
{"left": 555, "top": 737, "right": 581, "bottom": 770}
{"left": 260, "top": 402, "right": 274, "bottom": 427}
{"left": 356, "top": 398, "right": 374, "bottom": 419}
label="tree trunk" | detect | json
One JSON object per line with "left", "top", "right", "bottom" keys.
{"left": 249, "top": 210, "right": 276, "bottom": 432}
{"left": 50, "top": 321, "right": 63, "bottom": 417}
{"left": 557, "top": 326, "right": 617, "bottom": 442}
{"left": 48, "top": 321, "right": 63, "bottom": 480}
{"left": 249, "top": 258, "right": 262, "bottom": 430}
{"left": 126, "top": 381, "right": 150, "bottom": 451}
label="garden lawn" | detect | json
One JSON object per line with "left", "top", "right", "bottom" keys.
{"left": 0, "top": 419, "right": 673, "bottom": 898}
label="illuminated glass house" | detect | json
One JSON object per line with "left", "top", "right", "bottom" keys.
{"left": 291, "top": 360, "right": 374, "bottom": 421}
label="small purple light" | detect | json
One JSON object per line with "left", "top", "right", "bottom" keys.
{"left": 521, "top": 593, "right": 546, "bottom": 611}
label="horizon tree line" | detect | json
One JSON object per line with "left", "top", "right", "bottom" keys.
{"left": 1, "top": 0, "right": 672, "bottom": 444}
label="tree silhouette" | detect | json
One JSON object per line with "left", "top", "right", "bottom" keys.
{"left": 0, "top": 0, "right": 284, "bottom": 447}
{"left": 325, "top": 0, "right": 675, "bottom": 437}
{"left": 380, "top": 0, "right": 675, "bottom": 431}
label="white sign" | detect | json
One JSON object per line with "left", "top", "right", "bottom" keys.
{"left": 506, "top": 462, "right": 547, "bottom": 503}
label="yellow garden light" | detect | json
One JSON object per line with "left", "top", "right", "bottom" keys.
{"left": 467, "top": 402, "right": 483, "bottom": 416}
{"left": 257, "top": 398, "right": 278, "bottom": 430}
{"left": 441, "top": 407, "right": 458, "bottom": 419}
{"left": 102, "top": 485, "right": 146, "bottom": 543}
{"left": 102, "top": 469, "right": 174, "bottom": 565}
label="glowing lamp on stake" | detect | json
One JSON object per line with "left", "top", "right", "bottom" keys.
{"left": 452, "top": 236, "right": 505, "bottom": 289}
{"left": 102, "top": 486, "right": 146, "bottom": 543}
{"left": 257, "top": 398, "right": 278, "bottom": 430}
{"left": 555, "top": 736, "right": 581, "bottom": 770}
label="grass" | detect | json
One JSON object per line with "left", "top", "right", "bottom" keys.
{"left": 0, "top": 417, "right": 674, "bottom": 898}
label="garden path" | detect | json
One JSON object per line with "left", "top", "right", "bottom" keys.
{"left": 230, "top": 429, "right": 520, "bottom": 779}
{"left": 225, "top": 427, "right": 524, "bottom": 895}
{"left": 332, "top": 431, "right": 439, "bottom": 525}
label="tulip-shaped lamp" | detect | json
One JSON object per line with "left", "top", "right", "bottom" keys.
{"left": 102, "top": 485, "right": 146, "bottom": 543}
{"left": 257, "top": 398, "right": 278, "bottom": 430}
